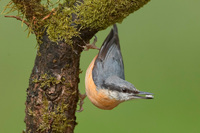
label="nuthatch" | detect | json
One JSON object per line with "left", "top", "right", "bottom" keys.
{"left": 85, "top": 24, "right": 153, "bottom": 110}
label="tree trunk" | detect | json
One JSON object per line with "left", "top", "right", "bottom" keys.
{"left": 24, "top": 32, "right": 83, "bottom": 133}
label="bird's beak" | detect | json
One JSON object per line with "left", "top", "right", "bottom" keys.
{"left": 132, "top": 91, "right": 154, "bottom": 99}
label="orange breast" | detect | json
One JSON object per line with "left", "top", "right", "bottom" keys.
{"left": 85, "top": 56, "right": 121, "bottom": 110}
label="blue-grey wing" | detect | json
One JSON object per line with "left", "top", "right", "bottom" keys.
{"left": 92, "top": 24, "right": 125, "bottom": 88}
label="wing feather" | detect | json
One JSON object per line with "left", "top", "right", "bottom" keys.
{"left": 92, "top": 24, "right": 125, "bottom": 88}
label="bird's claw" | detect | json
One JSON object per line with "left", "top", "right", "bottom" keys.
{"left": 83, "top": 35, "right": 100, "bottom": 51}
{"left": 77, "top": 93, "right": 87, "bottom": 112}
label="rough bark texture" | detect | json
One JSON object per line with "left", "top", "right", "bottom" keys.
{"left": 25, "top": 34, "right": 78, "bottom": 133}
{"left": 24, "top": 30, "right": 96, "bottom": 133}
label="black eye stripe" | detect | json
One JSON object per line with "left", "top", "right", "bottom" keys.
{"left": 121, "top": 88, "right": 139, "bottom": 94}
{"left": 103, "top": 84, "right": 138, "bottom": 94}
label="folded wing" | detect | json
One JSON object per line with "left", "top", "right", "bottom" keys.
{"left": 92, "top": 24, "right": 125, "bottom": 88}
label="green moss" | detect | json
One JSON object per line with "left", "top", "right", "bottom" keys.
{"left": 4, "top": 0, "right": 150, "bottom": 45}
{"left": 75, "top": 0, "right": 150, "bottom": 30}
{"left": 33, "top": 73, "right": 66, "bottom": 89}
{"left": 46, "top": 5, "right": 80, "bottom": 45}
{"left": 27, "top": 108, "right": 35, "bottom": 116}
{"left": 37, "top": 97, "right": 73, "bottom": 133}
{"left": 46, "top": 0, "right": 150, "bottom": 44}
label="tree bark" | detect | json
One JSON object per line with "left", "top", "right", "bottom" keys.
{"left": 24, "top": 29, "right": 96, "bottom": 133}
{"left": 25, "top": 33, "right": 79, "bottom": 133}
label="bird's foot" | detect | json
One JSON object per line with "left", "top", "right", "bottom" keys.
{"left": 83, "top": 35, "right": 100, "bottom": 51}
{"left": 77, "top": 93, "right": 87, "bottom": 112}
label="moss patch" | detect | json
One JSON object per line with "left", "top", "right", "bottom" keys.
{"left": 37, "top": 97, "right": 73, "bottom": 133}
{"left": 3, "top": 0, "right": 150, "bottom": 45}
{"left": 46, "top": 4, "right": 80, "bottom": 45}
{"left": 46, "top": 0, "right": 150, "bottom": 43}
{"left": 76, "top": 0, "right": 150, "bottom": 30}
{"left": 33, "top": 73, "right": 66, "bottom": 89}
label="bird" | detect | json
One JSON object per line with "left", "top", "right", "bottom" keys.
{"left": 85, "top": 24, "right": 153, "bottom": 110}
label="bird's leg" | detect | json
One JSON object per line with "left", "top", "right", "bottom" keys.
{"left": 83, "top": 35, "right": 100, "bottom": 51}
{"left": 77, "top": 93, "right": 87, "bottom": 112}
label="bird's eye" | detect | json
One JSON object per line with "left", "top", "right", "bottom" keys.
{"left": 122, "top": 88, "right": 127, "bottom": 93}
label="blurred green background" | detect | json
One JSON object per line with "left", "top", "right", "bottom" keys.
{"left": 1, "top": 0, "right": 200, "bottom": 133}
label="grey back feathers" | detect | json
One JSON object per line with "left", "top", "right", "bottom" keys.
{"left": 92, "top": 24, "right": 125, "bottom": 88}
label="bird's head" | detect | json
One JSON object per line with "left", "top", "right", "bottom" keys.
{"left": 102, "top": 76, "right": 153, "bottom": 101}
